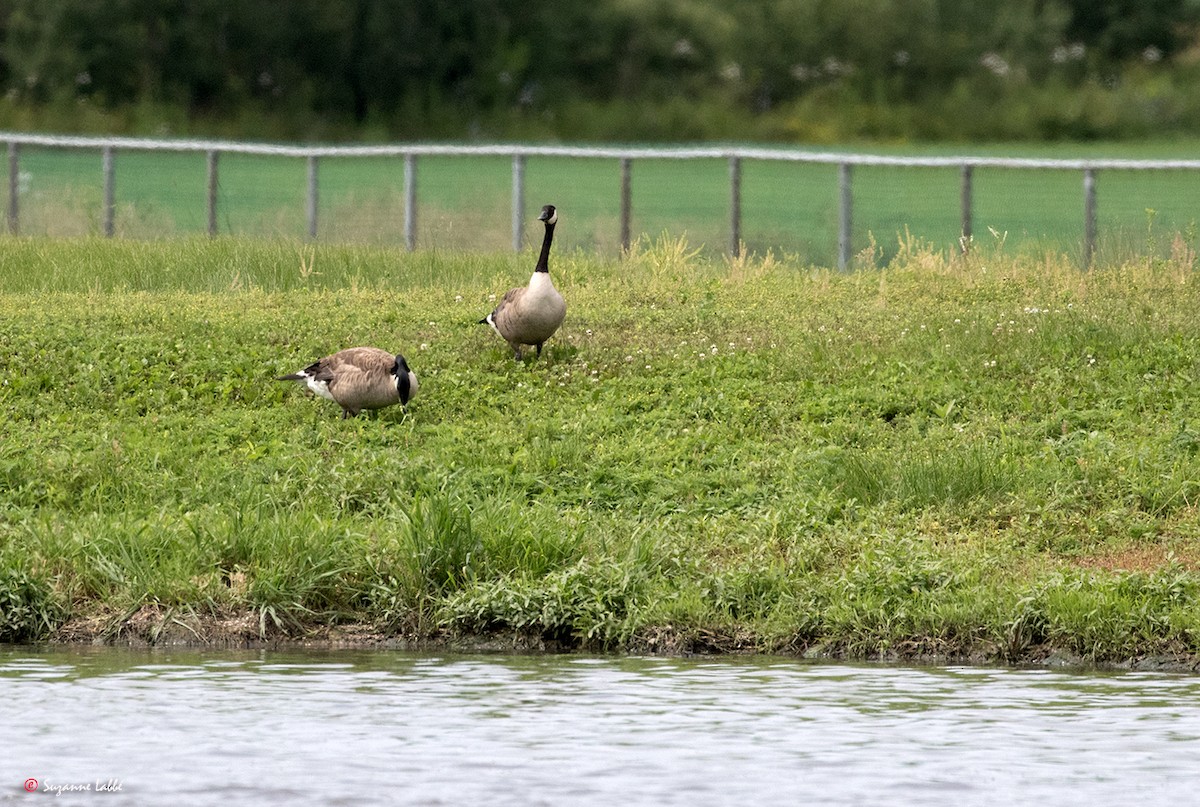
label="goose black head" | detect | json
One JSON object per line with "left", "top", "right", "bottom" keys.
{"left": 538, "top": 204, "right": 558, "bottom": 225}
{"left": 394, "top": 354, "right": 416, "bottom": 404}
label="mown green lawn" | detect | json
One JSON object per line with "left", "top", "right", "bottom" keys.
{"left": 1, "top": 235, "right": 1199, "bottom": 663}
{"left": 6, "top": 139, "right": 1200, "bottom": 266}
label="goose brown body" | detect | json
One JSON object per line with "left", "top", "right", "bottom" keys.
{"left": 277, "top": 347, "right": 418, "bottom": 418}
{"left": 481, "top": 204, "right": 566, "bottom": 359}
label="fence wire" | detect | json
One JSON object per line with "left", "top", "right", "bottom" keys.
{"left": 4, "top": 133, "right": 1200, "bottom": 267}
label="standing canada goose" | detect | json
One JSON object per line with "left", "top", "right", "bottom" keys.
{"left": 480, "top": 204, "right": 566, "bottom": 360}
{"left": 276, "top": 347, "right": 418, "bottom": 419}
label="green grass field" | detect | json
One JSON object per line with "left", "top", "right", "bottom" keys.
{"left": 7, "top": 139, "right": 1200, "bottom": 266}
{"left": 1, "top": 235, "right": 1199, "bottom": 664}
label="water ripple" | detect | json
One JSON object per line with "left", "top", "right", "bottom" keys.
{"left": 2, "top": 649, "right": 1198, "bottom": 806}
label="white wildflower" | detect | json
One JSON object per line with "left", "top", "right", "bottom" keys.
{"left": 1052, "top": 43, "right": 1085, "bottom": 63}
{"left": 823, "top": 57, "right": 851, "bottom": 76}
{"left": 673, "top": 39, "right": 695, "bottom": 58}
{"left": 790, "top": 64, "right": 815, "bottom": 82}
{"left": 980, "top": 52, "right": 1011, "bottom": 77}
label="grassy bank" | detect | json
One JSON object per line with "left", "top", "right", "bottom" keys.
{"left": 2, "top": 235, "right": 1200, "bottom": 665}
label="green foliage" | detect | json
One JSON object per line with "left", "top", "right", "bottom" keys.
{"left": 0, "top": 562, "right": 62, "bottom": 642}
{"left": 0, "top": 1, "right": 1199, "bottom": 141}
{"left": 1008, "top": 567, "right": 1200, "bottom": 659}
{"left": 400, "top": 493, "right": 482, "bottom": 596}
{"left": 824, "top": 442, "right": 1025, "bottom": 511}
{"left": 443, "top": 553, "right": 660, "bottom": 648}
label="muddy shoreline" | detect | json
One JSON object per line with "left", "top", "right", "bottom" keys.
{"left": 28, "top": 607, "right": 1200, "bottom": 675}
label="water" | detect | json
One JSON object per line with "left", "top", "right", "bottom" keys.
{"left": 1, "top": 648, "right": 1197, "bottom": 805}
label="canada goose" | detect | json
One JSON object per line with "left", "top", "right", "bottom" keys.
{"left": 480, "top": 204, "right": 566, "bottom": 359}
{"left": 276, "top": 347, "right": 418, "bottom": 419}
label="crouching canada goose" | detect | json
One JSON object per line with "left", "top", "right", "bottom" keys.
{"left": 480, "top": 204, "right": 566, "bottom": 360}
{"left": 276, "top": 347, "right": 418, "bottom": 419}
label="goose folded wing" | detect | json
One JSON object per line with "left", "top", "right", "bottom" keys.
{"left": 329, "top": 347, "right": 394, "bottom": 373}
{"left": 492, "top": 287, "right": 527, "bottom": 324}
{"left": 329, "top": 360, "right": 381, "bottom": 397}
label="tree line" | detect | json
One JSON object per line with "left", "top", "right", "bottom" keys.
{"left": 2, "top": 0, "right": 1199, "bottom": 142}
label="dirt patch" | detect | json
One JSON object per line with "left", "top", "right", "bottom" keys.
{"left": 1073, "top": 543, "right": 1200, "bottom": 573}
{"left": 53, "top": 604, "right": 283, "bottom": 647}
{"left": 49, "top": 603, "right": 566, "bottom": 653}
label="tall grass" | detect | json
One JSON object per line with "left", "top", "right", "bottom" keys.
{"left": 2, "top": 233, "right": 1200, "bottom": 662}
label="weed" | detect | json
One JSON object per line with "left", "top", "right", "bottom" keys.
{"left": 0, "top": 563, "right": 63, "bottom": 642}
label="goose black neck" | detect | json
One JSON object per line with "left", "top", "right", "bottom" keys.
{"left": 535, "top": 220, "right": 556, "bottom": 273}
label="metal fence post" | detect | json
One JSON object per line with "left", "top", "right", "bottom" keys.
{"left": 619, "top": 157, "right": 632, "bottom": 254}
{"left": 4, "top": 136, "right": 1191, "bottom": 263}
{"left": 404, "top": 153, "right": 417, "bottom": 251}
{"left": 838, "top": 162, "right": 852, "bottom": 270}
{"left": 7, "top": 141, "right": 18, "bottom": 235}
{"left": 206, "top": 150, "right": 219, "bottom": 237}
{"left": 512, "top": 153, "right": 525, "bottom": 252}
{"left": 102, "top": 146, "right": 115, "bottom": 237}
{"left": 306, "top": 154, "right": 318, "bottom": 240}
{"left": 729, "top": 155, "right": 742, "bottom": 258}
{"left": 960, "top": 163, "right": 973, "bottom": 251}
{"left": 1083, "top": 168, "right": 1097, "bottom": 268}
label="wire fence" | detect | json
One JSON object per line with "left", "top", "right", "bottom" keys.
{"left": 5, "top": 132, "right": 1200, "bottom": 267}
